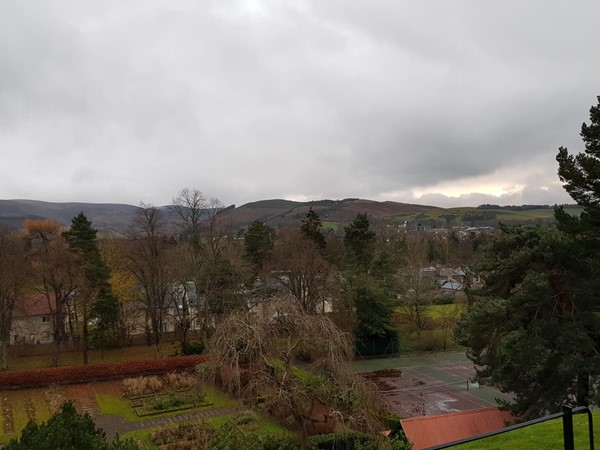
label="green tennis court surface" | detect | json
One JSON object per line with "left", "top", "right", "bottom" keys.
{"left": 356, "top": 352, "right": 513, "bottom": 417}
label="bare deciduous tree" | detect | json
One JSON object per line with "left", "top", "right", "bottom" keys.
{"left": 127, "top": 204, "right": 173, "bottom": 357}
{"left": 171, "top": 189, "right": 243, "bottom": 343}
{"left": 0, "top": 227, "right": 29, "bottom": 370}
{"left": 400, "top": 237, "right": 436, "bottom": 333}
{"left": 268, "top": 230, "right": 338, "bottom": 314}
{"left": 25, "top": 219, "right": 81, "bottom": 366}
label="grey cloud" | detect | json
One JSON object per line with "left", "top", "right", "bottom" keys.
{"left": 0, "top": 1, "right": 599, "bottom": 207}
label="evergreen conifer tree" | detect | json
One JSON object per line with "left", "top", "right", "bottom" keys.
{"left": 300, "top": 207, "right": 326, "bottom": 250}
{"left": 64, "top": 213, "right": 119, "bottom": 362}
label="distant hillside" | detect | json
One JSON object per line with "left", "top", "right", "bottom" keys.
{"left": 0, "top": 199, "right": 577, "bottom": 234}
{"left": 222, "top": 198, "right": 440, "bottom": 229}
{"left": 0, "top": 200, "right": 140, "bottom": 234}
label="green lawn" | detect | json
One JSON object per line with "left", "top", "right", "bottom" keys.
{"left": 454, "top": 410, "right": 599, "bottom": 450}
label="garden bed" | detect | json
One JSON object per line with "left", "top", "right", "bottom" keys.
{"left": 129, "top": 392, "right": 214, "bottom": 416}
{"left": 122, "top": 373, "right": 217, "bottom": 417}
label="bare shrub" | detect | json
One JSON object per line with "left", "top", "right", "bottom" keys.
{"left": 44, "top": 386, "right": 64, "bottom": 414}
{"left": 165, "top": 372, "right": 197, "bottom": 390}
{"left": 151, "top": 422, "right": 214, "bottom": 448}
{"left": 146, "top": 376, "right": 163, "bottom": 393}
{"left": 25, "top": 398, "right": 36, "bottom": 422}
{"left": 122, "top": 377, "right": 147, "bottom": 398}
{"left": 122, "top": 375, "right": 164, "bottom": 397}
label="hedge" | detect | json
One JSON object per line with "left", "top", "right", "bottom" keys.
{"left": 0, "top": 355, "right": 207, "bottom": 389}
{"left": 308, "top": 432, "right": 380, "bottom": 450}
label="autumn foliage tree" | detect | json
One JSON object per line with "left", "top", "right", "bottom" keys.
{"left": 98, "top": 237, "right": 138, "bottom": 345}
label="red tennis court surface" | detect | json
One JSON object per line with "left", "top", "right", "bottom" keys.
{"left": 363, "top": 361, "right": 511, "bottom": 418}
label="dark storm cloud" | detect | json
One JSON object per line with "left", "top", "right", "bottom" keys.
{"left": 0, "top": 1, "right": 598, "bottom": 206}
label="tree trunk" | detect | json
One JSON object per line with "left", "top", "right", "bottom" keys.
{"left": 0, "top": 340, "right": 7, "bottom": 371}
{"left": 82, "top": 303, "right": 89, "bottom": 365}
{"left": 576, "top": 372, "right": 589, "bottom": 406}
{"left": 52, "top": 340, "right": 60, "bottom": 367}
{"left": 52, "top": 303, "right": 62, "bottom": 368}
{"left": 155, "top": 334, "right": 161, "bottom": 358}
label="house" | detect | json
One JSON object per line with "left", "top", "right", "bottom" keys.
{"left": 436, "top": 268, "right": 466, "bottom": 285}
{"left": 416, "top": 267, "right": 468, "bottom": 295}
{"left": 12, "top": 293, "right": 54, "bottom": 344}
{"left": 400, "top": 407, "right": 513, "bottom": 450}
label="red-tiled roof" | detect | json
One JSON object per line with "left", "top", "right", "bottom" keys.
{"left": 13, "top": 293, "right": 54, "bottom": 318}
{"left": 401, "top": 407, "right": 513, "bottom": 450}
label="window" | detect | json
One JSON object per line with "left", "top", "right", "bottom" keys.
{"left": 42, "top": 316, "right": 50, "bottom": 323}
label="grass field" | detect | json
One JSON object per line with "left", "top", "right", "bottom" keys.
{"left": 394, "top": 206, "right": 583, "bottom": 225}
{"left": 454, "top": 409, "right": 599, "bottom": 450}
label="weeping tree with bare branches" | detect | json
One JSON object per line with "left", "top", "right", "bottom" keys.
{"left": 206, "top": 299, "right": 385, "bottom": 449}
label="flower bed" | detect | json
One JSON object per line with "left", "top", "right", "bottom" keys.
{"left": 122, "top": 373, "right": 213, "bottom": 417}
{"left": 131, "top": 392, "right": 214, "bottom": 417}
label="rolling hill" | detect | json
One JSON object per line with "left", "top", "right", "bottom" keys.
{"left": 0, "top": 198, "right": 577, "bottom": 234}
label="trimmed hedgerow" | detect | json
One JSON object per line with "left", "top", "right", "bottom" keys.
{"left": 0, "top": 355, "right": 207, "bottom": 389}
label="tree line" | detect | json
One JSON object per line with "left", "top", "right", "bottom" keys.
{"left": 0, "top": 183, "right": 491, "bottom": 371}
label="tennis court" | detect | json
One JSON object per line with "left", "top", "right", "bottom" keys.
{"left": 355, "top": 352, "right": 513, "bottom": 417}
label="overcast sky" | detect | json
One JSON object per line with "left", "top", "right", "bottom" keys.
{"left": 1, "top": 1, "right": 598, "bottom": 208}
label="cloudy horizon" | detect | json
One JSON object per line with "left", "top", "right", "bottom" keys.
{"left": 1, "top": 1, "right": 597, "bottom": 209}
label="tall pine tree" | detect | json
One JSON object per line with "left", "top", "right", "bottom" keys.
{"left": 64, "top": 213, "right": 119, "bottom": 363}
{"left": 457, "top": 97, "right": 600, "bottom": 417}
{"left": 343, "top": 213, "right": 398, "bottom": 356}
{"left": 344, "top": 213, "right": 375, "bottom": 273}
{"left": 300, "top": 207, "right": 326, "bottom": 250}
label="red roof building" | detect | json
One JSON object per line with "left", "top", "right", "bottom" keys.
{"left": 400, "top": 407, "right": 513, "bottom": 450}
